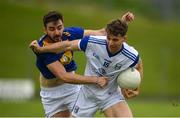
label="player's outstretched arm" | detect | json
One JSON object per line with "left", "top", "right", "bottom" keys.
{"left": 29, "top": 40, "right": 79, "bottom": 53}
{"left": 83, "top": 12, "right": 134, "bottom": 36}
{"left": 29, "top": 12, "right": 135, "bottom": 53}
{"left": 47, "top": 60, "right": 108, "bottom": 88}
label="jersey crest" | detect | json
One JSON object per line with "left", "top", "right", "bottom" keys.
{"left": 63, "top": 31, "right": 71, "bottom": 37}
{"left": 60, "top": 51, "right": 73, "bottom": 65}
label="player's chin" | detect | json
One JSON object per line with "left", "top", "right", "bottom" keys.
{"left": 53, "top": 38, "right": 60, "bottom": 42}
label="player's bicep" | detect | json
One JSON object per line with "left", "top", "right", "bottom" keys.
{"left": 84, "top": 29, "right": 106, "bottom": 36}
{"left": 46, "top": 61, "right": 67, "bottom": 80}
{"left": 135, "top": 58, "right": 143, "bottom": 79}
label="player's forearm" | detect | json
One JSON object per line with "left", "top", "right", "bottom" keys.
{"left": 48, "top": 61, "right": 97, "bottom": 84}
{"left": 59, "top": 72, "right": 97, "bottom": 84}
{"left": 39, "top": 41, "right": 71, "bottom": 53}
{"left": 96, "top": 28, "right": 106, "bottom": 35}
{"left": 38, "top": 40, "right": 80, "bottom": 53}
{"left": 84, "top": 28, "right": 106, "bottom": 36}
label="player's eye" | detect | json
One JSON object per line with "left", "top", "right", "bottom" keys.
{"left": 49, "top": 27, "right": 55, "bottom": 31}
{"left": 107, "top": 36, "right": 111, "bottom": 41}
{"left": 57, "top": 26, "right": 62, "bottom": 30}
{"left": 112, "top": 38, "right": 119, "bottom": 42}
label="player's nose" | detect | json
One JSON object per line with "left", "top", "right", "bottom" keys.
{"left": 109, "top": 40, "right": 114, "bottom": 46}
{"left": 55, "top": 29, "right": 60, "bottom": 35}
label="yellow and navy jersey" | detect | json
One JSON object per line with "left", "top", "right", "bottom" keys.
{"left": 35, "top": 27, "right": 84, "bottom": 79}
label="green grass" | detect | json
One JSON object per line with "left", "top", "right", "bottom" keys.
{"left": 0, "top": 99, "right": 44, "bottom": 117}
{"left": 0, "top": 99, "right": 179, "bottom": 117}
{"left": 129, "top": 99, "right": 180, "bottom": 117}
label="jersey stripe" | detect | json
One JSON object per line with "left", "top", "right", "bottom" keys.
{"left": 88, "top": 41, "right": 106, "bottom": 45}
{"left": 123, "top": 48, "right": 137, "bottom": 59}
{"left": 121, "top": 50, "right": 136, "bottom": 61}
{"left": 122, "top": 50, "right": 136, "bottom": 60}
{"left": 89, "top": 37, "right": 106, "bottom": 43}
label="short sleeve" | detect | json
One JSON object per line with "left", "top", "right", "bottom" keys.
{"left": 78, "top": 36, "right": 90, "bottom": 52}
{"left": 37, "top": 53, "right": 59, "bottom": 65}
{"left": 129, "top": 55, "right": 139, "bottom": 67}
{"left": 63, "top": 27, "right": 84, "bottom": 41}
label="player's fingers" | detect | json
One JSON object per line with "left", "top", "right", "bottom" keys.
{"left": 122, "top": 89, "right": 129, "bottom": 98}
{"left": 29, "top": 40, "right": 38, "bottom": 47}
{"left": 122, "top": 89, "right": 139, "bottom": 99}
{"left": 126, "top": 93, "right": 136, "bottom": 98}
{"left": 126, "top": 13, "right": 134, "bottom": 22}
{"left": 128, "top": 89, "right": 139, "bottom": 95}
{"left": 125, "top": 92, "right": 135, "bottom": 99}
{"left": 126, "top": 90, "right": 139, "bottom": 98}
{"left": 97, "top": 77, "right": 108, "bottom": 88}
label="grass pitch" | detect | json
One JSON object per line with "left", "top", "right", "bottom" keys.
{"left": 0, "top": 99, "right": 179, "bottom": 117}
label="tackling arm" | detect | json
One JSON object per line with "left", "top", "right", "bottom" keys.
{"left": 29, "top": 40, "right": 80, "bottom": 53}
{"left": 47, "top": 60, "right": 108, "bottom": 87}
{"left": 29, "top": 12, "right": 134, "bottom": 53}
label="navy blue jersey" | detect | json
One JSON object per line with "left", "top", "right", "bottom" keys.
{"left": 35, "top": 27, "right": 84, "bottom": 79}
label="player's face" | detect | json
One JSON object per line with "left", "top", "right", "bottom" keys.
{"left": 107, "top": 34, "right": 125, "bottom": 54}
{"left": 44, "top": 20, "right": 64, "bottom": 42}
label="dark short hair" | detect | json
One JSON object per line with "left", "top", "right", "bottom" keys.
{"left": 106, "top": 19, "right": 128, "bottom": 37}
{"left": 43, "top": 11, "right": 63, "bottom": 27}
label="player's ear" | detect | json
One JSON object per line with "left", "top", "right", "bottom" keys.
{"left": 43, "top": 27, "right": 47, "bottom": 34}
{"left": 124, "top": 35, "right": 127, "bottom": 42}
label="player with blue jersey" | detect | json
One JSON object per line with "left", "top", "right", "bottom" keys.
{"left": 31, "top": 19, "right": 143, "bottom": 117}
{"left": 32, "top": 11, "right": 108, "bottom": 117}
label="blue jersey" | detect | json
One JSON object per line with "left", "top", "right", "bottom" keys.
{"left": 35, "top": 27, "right": 84, "bottom": 79}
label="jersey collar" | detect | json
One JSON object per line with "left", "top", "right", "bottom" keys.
{"left": 106, "top": 42, "right": 124, "bottom": 57}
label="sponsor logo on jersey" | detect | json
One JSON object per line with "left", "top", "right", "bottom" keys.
{"left": 114, "top": 63, "right": 122, "bottom": 70}
{"left": 93, "top": 52, "right": 100, "bottom": 60}
{"left": 63, "top": 31, "right": 71, "bottom": 37}
{"left": 60, "top": 51, "right": 73, "bottom": 65}
{"left": 73, "top": 106, "right": 79, "bottom": 113}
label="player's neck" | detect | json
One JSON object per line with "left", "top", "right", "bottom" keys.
{"left": 109, "top": 44, "right": 123, "bottom": 55}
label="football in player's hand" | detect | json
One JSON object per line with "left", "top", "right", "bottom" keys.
{"left": 117, "top": 68, "right": 141, "bottom": 89}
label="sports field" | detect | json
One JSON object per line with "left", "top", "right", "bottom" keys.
{"left": 0, "top": 0, "right": 180, "bottom": 117}
{"left": 0, "top": 99, "right": 179, "bottom": 117}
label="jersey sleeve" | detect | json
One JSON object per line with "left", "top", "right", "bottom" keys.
{"left": 122, "top": 42, "right": 140, "bottom": 68}
{"left": 63, "top": 27, "right": 84, "bottom": 41}
{"left": 37, "top": 53, "right": 59, "bottom": 65}
{"left": 129, "top": 55, "right": 139, "bottom": 67}
{"left": 78, "top": 36, "right": 90, "bottom": 51}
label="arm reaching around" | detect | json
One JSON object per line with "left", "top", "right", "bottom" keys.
{"left": 47, "top": 60, "right": 108, "bottom": 88}
{"left": 29, "top": 12, "right": 135, "bottom": 53}
{"left": 29, "top": 40, "right": 79, "bottom": 53}
{"left": 84, "top": 12, "right": 134, "bottom": 36}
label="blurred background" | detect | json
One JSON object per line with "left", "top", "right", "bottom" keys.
{"left": 0, "top": 0, "right": 180, "bottom": 117}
